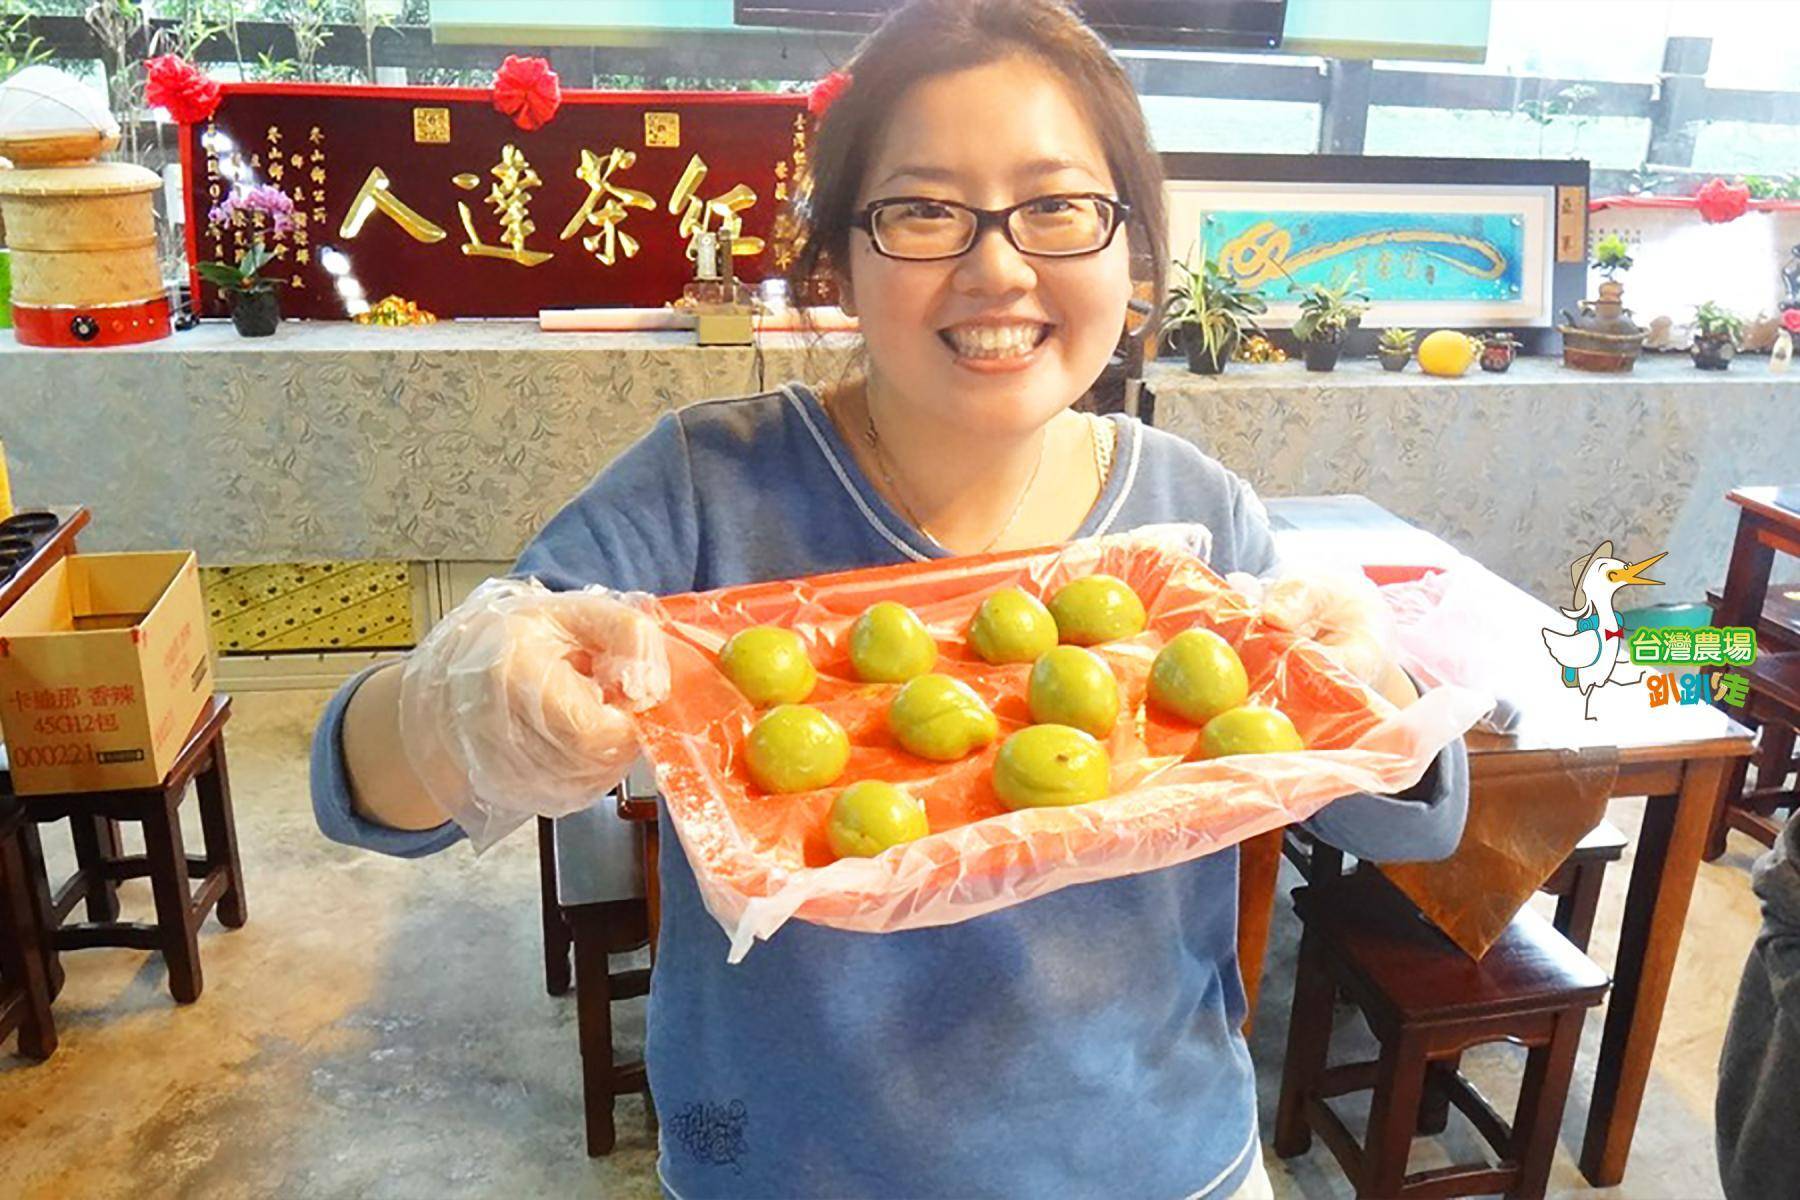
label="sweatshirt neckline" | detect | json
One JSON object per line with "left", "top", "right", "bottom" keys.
{"left": 783, "top": 381, "right": 1139, "bottom": 562}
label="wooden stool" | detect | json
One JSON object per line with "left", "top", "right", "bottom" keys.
{"left": 538, "top": 777, "right": 658, "bottom": 1157}
{"left": 0, "top": 799, "right": 56, "bottom": 1059}
{"left": 1275, "top": 875, "right": 1609, "bottom": 1200}
{"left": 1532, "top": 819, "right": 1629, "bottom": 954}
{"left": 8, "top": 696, "right": 246, "bottom": 1004}
{"left": 1706, "top": 652, "right": 1800, "bottom": 857}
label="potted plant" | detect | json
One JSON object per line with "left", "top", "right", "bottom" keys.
{"left": 1689, "top": 301, "right": 1743, "bottom": 371}
{"left": 1560, "top": 233, "right": 1645, "bottom": 372}
{"left": 1290, "top": 272, "right": 1370, "bottom": 372}
{"left": 1479, "top": 331, "right": 1521, "bottom": 373}
{"left": 1163, "top": 246, "right": 1267, "bottom": 375}
{"left": 196, "top": 184, "right": 293, "bottom": 337}
{"left": 1376, "top": 327, "right": 1415, "bottom": 371}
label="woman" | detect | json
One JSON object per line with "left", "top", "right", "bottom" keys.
{"left": 314, "top": 3, "right": 1468, "bottom": 1196}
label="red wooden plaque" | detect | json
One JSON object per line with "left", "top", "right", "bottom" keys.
{"left": 180, "top": 83, "right": 812, "bottom": 319}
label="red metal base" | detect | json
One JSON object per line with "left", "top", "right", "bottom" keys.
{"left": 10, "top": 296, "right": 172, "bottom": 347}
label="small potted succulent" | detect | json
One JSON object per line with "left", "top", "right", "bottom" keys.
{"left": 1479, "top": 331, "right": 1521, "bottom": 373}
{"left": 1290, "top": 272, "right": 1370, "bottom": 372}
{"left": 1376, "top": 327, "right": 1416, "bottom": 372}
{"left": 1689, "top": 301, "right": 1743, "bottom": 371}
{"left": 196, "top": 184, "right": 294, "bottom": 337}
{"left": 1163, "top": 245, "right": 1267, "bottom": 375}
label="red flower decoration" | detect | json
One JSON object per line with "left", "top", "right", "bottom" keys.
{"left": 1783, "top": 308, "right": 1800, "bottom": 334}
{"left": 809, "top": 70, "right": 852, "bottom": 121}
{"left": 492, "top": 55, "right": 561, "bottom": 131}
{"left": 144, "top": 55, "right": 221, "bottom": 125}
{"left": 1695, "top": 177, "right": 1750, "bottom": 224}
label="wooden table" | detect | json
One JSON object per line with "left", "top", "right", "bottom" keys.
{"left": 1705, "top": 487, "right": 1800, "bottom": 857}
{"left": 1265, "top": 494, "right": 1755, "bottom": 1187}
{"left": 1713, "top": 486, "right": 1800, "bottom": 643}
{"left": 0, "top": 506, "right": 89, "bottom": 615}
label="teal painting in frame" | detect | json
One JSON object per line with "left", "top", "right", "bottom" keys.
{"left": 1203, "top": 210, "right": 1526, "bottom": 304}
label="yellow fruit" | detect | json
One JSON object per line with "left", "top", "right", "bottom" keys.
{"left": 1047, "top": 575, "right": 1147, "bottom": 645}
{"left": 992, "top": 724, "right": 1112, "bottom": 810}
{"left": 968, "top": 587, "right": 1059, "bottom": 664}
{"left": 1027, "top": 645, "right": 1121, "bottom": 739}
{"left": 719, "top": 625, "right": 817, "bottom": 706}
{"left": 850, "top": 601, "right": 938, "bottom": 683}
{"left": 1197, "top": 705, "right": 1305, "bottom": 759}
{"left": 1149, "top": 629, "right": 1249, "bottom": 725}
{"left": 827, "top": 780, "right": 930, "bottom": 859}
{"left": 1417, "top": 329, "right": 1478, "bottom": 377}
{"left": 745, "top": 704, "right": 851, "bottom": 793}
{"left": 887, "top": 674, "right": 999, "bottom": 761}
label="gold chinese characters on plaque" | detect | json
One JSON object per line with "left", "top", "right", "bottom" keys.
{"left": 186, "top": 84, "right": 813, "bottom": 317}
{"left": 413, "top": 107, "right": 451, "bottom": 144}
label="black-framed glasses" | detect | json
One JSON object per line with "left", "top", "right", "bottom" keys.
{"left": 853, "top": 193, "right": 1130, "bottom": 261}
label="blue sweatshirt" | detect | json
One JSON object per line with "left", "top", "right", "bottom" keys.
{"left": 312, "top": 382, "right": 1468, "bottom": 1199}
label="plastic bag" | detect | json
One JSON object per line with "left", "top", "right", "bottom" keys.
{"left": 630, "top": 533, "right": 1491, "bottom": 961}
{"left": 398, "top": 577, "right": 670, "bottom": 852}
{"left": 1374, "top": 558, "right": 1534, "bottom": 733}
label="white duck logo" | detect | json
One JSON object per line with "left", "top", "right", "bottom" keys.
{"left": 1540, "top": 540, "right": 1666, "bottom": 720}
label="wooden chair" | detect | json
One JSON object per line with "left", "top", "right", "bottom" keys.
{"left": 1705, "top": 582, "right": 1800, "bottom": 656}
{"left": 0, "top": 799, "right": 56, "bottom": 1059}
{"left": 1706, "top": 651, "right": 1800, "bottom": 858}
{"left": 538, "top": 772, "right": 658, "bottom": 1157}
{"left": 1275, "top": 873, "right": 1609, "bottom": 1199}
{"left": 7, "top": 695, "right": 246, "bottom": 1004}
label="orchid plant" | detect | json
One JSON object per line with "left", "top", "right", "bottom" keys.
{"left": 196, "top": 185, "right": 295, "bottom": 294}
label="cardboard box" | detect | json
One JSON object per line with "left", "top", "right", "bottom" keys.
{"left": 0, "top": 551, "right": 213, "bottom": 794}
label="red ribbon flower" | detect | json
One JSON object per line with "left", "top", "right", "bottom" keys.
{"left": 1783, "top": 308, "right": 1800, "bottom": 334}
{"left": 1695, "top": 177, "right": 1750, "bottom": 224}
{"left": 144, "top": 55, "right": 222, "bottom": 125}
{"left": 809, "top": 70, "right": 852, "bottom": 121}
{"left": 492, "top": 55, "right": 561, "bottom": 131}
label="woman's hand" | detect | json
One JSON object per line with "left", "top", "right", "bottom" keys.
{"left": 398, "top": 578, "right": 670, "bottom": 842}
{"left": 1230, "top": 570, "right": 1418, "bottom": 706}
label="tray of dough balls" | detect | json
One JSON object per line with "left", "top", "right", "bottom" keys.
{"left": 631, "top": 532, "right": 1485, "bottom": 959}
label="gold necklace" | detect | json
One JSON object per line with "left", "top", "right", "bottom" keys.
{"left": 861, "top": 397, "right": 1045, "bottom": 555}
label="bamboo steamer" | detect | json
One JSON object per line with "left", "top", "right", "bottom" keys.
{"left": 0, "top": 66, "right": 170, "bottom": 347}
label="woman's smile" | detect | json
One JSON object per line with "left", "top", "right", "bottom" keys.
{"left": 937, "top": 319, "right": 1056, "bottom": 370}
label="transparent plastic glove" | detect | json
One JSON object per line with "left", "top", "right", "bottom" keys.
{"left": 1125, "top": 522, "right": 1215, "bottom": 564}
{"left": 398, "top": 577, "right": 670, "bottom": 852}
{"left": 1225, "top": 568, "right": 1397, "bottom": 687}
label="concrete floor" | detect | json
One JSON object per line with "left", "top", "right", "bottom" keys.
{"left": 0, "top": 688, "right": 1771, "bottom": 1199}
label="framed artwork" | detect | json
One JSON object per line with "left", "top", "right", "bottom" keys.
{"left": 181, "top": 83, "right": 811, "bottom": 319}
{"left": 1159, "top": 153, "right": 1589, "bottom": 354}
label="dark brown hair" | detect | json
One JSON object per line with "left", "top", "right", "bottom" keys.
{"left": 785, "top": 0, "right": 1167, "bottom": 348}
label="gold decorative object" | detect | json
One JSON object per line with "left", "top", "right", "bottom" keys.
{"left": 353, "top": 294, "right": 437, "bottom": 325}
{"left": 644, "top": 111, "right": 680, "bottom": 147}
{"left": 1235, "top": 334, "right": 1287, "bottom": 364}
{"left": 412, "top": 106, "right": 451, "bottom": 144}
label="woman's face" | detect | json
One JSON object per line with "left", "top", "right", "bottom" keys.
{"left": 843, "top": 55, "right": 1134, "bottom": 438}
